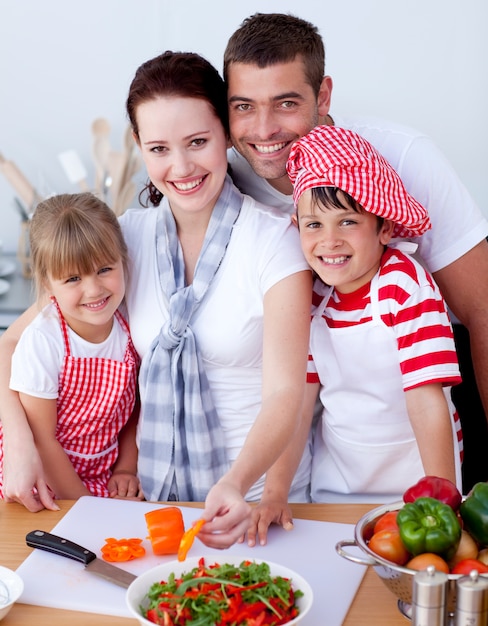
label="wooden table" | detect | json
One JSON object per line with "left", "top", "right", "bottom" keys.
{"left": 1, "top": 500, "right": 408, "bottom": 625}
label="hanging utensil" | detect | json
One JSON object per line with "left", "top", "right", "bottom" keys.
{"left": 0, "top": 153, "right": 38, "bottom": 208}
{"left": 91, "top": 118, "right": 112, "bottom": 198}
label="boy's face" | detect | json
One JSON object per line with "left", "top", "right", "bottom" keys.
{"left": 227, "top": 58, "right": 332, "bottom": 195}
{"left": 294, "top": 189, "right": 394, "bottom": 294}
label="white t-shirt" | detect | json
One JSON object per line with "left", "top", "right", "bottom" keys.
{"left": 228, "top": 114, "right": 488, "bottom": 274}
{"left": 119, "top": 194, "right": 311, "bottom": 500}
{"left": 10, "top": 302, "right": 128, "bottom": 398}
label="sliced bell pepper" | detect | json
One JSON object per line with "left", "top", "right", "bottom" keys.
{"left": 178, "top": 518, "right": 206, "bottom": 562}
{"left": 460, "top": 482, "right": 488, "bottom": 546}
{"left": 403, "top": 476, "right": 462, "bottom": 511}
{"left": 100, "top": 537, "right": 145, "bottom": 562}
{"left": 397, "top": 496, "right": 461, "bottom": 560}
{"left": 145, "top": 506, "right": 185, "bottom": 555}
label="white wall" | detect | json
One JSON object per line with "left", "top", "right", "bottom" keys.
{"left": 0, "top": 0, "right": 486, "bottom": 251}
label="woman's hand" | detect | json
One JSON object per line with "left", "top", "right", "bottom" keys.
{"left": 197, "top": 481, "right": 252, "bottom": 549}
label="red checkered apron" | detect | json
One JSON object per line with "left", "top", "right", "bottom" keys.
{"left": 0, "top": 307, "right": 139, "bottom": 499}
{"left": 54, "top": 305, "right": 139, "bottom": 496}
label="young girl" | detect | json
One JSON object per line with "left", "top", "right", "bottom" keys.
{"left": 287, "top": 125, "right": 463, "bottom": 502}
{"left": 0, "top": 193, "right": 141, "bottom": 501}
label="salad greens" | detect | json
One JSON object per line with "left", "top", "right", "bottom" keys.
{"left": 142, "top": 557, "right": 303, "bottom": 625}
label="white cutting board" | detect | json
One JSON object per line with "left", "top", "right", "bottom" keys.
{"left": 17, "top": 496, "right": 366, "bottom": 625}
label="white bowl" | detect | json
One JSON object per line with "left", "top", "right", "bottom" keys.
{"left": 0, "top": 566, "right": 24, "bottom": 621}
{"left": 126, "top": 555, "right": 313, "bottom": 625}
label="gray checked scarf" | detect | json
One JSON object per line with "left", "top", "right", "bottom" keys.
{"left": 138, "top": 175, "right": 243, "bottom": 501}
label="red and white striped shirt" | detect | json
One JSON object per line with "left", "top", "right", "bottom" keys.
{"left": 307, "top": 246, "right": 462, "bottom": 391}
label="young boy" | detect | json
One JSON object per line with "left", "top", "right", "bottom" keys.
{"left": 288, "top": 125, "right": 463, "bottom": 502}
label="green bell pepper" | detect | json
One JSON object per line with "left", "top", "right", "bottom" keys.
{"left": 460, "top": 482, "right": 488, "bottom": 546}
{"left": 397, "top": 496, "right": 461, "bottom": 560}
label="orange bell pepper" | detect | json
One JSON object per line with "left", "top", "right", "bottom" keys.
{"left": 145, "top": 506, "right": 185, "bottom": 555}
{"left": 100, "top": 537, "right": 145, "bottom": 562}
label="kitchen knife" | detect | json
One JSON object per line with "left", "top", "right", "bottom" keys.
{"left": 26, "top": 530, "right": 137, "bottom": 588}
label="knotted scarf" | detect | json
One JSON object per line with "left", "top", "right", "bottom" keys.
{"left": 138, "top": 175, "right": 242, "bottom": 501}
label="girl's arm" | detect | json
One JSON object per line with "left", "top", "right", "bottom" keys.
{"left": 199, "top": 269, "right": 312, "bottom": 548}
{"left": 406, "top": 383, "right": 457, "bottom": 485}
{"left": 247, "top": 381, "right": 319, "bottom": 546}
{"left": 108, "top": 396, "right": 143, "bottom": 500}
{"left": 0, "top": 304, "right": 59, "bottom": 511}
{"left": 19, "top": 392, "right": 91, "bottom": 499}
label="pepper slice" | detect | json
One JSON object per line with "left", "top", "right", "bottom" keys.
{"left": 397, "top": 496, "right": 461, "bottom": 561}
{"left": 145, "top": 506, "right": 185, "bottom": 555}
{"left": 178, "top": 518, "right": 206, "bottom": 562}
{"left": 100, "top": 537, "right": 145, "bottom": 562}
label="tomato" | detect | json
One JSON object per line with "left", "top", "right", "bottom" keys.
{"left": 369, "top": 529, "right": 410, "bottom": 565}
{"left": 407, "top": 553, "right": 450, "bottom": 573}
{"left": 451, "top": 558, "right": 488, "bottom": 575}
{"left": 373, "top": 511, "right": 399, "bottom": 534}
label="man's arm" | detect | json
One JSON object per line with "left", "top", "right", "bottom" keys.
{"left": 433, "top": 239, "right": 488, "bottom": 423}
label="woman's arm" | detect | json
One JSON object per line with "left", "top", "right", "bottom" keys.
{"left": 406, "top": 383, "right": 457, "bottom": 485}
{"left": 199, "top": 269, "right": 312, "bottom": 548}
{"left": 0, "top": 303, "right": 58, "bottom": 510}
{"left": 20, "top": 392, "right": 91, "bottom": 499}
{"left": 247, "top": 381, "right": 319, "bottom": 546}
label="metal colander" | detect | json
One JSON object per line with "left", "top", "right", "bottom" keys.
{"left": 335, "top": 500, "right": 487, "bottom": 615}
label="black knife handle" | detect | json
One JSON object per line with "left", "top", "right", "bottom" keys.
{"left": 26, "top": 530, "right": 97, "bottom": 565}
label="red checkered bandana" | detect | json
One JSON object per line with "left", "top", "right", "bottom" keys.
{"left": 286, "top": 125, "right": 431, "bottom": 238}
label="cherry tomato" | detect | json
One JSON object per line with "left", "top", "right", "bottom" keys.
{"left": 369, "top": 529, "right": 410, "bottom": 565}
{"left": 407, "top": 553, "right": 450, "bottom": 573}
{"left": 373, "top": 511, "right": 399, "bottom": 534}
{"left": 451, "top": 558, "right": 488, "bottom": 575}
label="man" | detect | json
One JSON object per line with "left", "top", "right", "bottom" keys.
{"left": 223, "top": 12, "right": 488, "bottom": 541}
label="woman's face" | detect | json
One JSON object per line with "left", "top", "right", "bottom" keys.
{"left": 135, "top": 96, "right": 230, "bottom": 219}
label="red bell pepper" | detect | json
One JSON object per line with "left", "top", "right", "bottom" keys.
{"left": 403, "top": 476, "right": 462, "bottom": 511}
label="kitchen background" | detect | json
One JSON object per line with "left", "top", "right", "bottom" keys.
{"left": 0, "top": 0, "right": 486, "bottom": 253}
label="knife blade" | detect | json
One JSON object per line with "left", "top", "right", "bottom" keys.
{"left": 26, "top": 530, "right": 137, "bottom": 588}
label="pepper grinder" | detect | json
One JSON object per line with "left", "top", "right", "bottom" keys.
{"left": 454, "top": 569, "right": 488, "bottom": 626}
{"left": 412, "top": 565, "right": 448, "bottom": 626}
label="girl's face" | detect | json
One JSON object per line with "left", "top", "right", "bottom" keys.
{"left": 295, "top": 189, "right": 394, "bottom": 293}
{"left": 45, "top": 259, "right": 125, "bottom": 343}
{"left": 135, "top": 96, "right": 230, "bottom": 220}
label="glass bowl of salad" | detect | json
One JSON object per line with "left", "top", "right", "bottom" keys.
{"left": 126, "top": 555, "right": 313, "bottom": 625}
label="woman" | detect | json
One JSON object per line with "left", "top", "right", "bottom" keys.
{"left": 0, "top": 52, "right": 312, "bottom": 548}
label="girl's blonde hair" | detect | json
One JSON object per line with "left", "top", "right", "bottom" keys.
{"left": 30, "top": 192, "right": 129, "bottom": 297}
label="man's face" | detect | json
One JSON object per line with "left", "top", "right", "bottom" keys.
{"left": 227, "top": 58, "right": 330, "bottom": 194}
